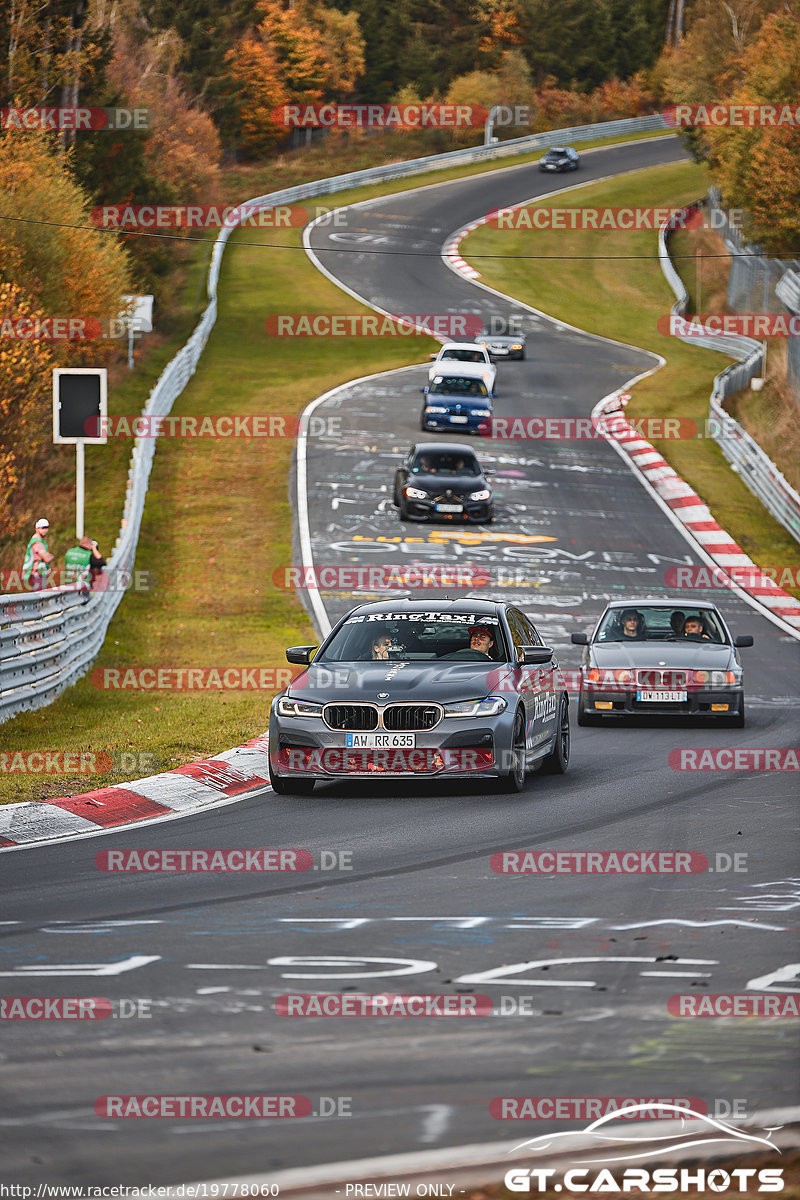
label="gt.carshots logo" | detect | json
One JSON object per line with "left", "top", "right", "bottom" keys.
{"left": 504, "top": 1104, "right": 784, "bottom": 1192}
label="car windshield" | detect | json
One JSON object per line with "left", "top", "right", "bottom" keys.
{"left": 319, "top": 612, "right": 508, "bottom": 662}
{"left": 546, "top": 149, "right": 566, "bottom": 157}
{"left": 429, "top": 376, "right": 488, "bottom": 397}
{"left": 595, "top": 607, "right": 727, "bottom": 643}
{"left": 411, "top": 451, "right": 480, "bottom": 476}
{"left": 440, "top": 349, "right": 485, "bottom": 363}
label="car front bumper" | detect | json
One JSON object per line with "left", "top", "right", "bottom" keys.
{"left": 402, "top": 497, "right": 493, "bottom": 523}
{"left": 580, "top": 688, "right": 744, "bottom": 717}
{"left": 269, "top": 711, "right": 514, "bottom": 779}
{"left": 421, "top": 413, "right": 491, "bottom": 433}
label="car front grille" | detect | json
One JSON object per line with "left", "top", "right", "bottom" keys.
{"left": 383, "top": 704, "right": 442, "bottom": 731}
{"left": 636, "top": 669, "right": 687, "bottom": 689}
{"left": 323, "top": 704, "right": 378, "bottom": 731}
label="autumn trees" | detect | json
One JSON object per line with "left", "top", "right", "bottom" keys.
{"left": 655, "top": 1, "right": 799, "bottom": 253}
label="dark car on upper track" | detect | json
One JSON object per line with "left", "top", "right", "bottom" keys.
{"left": 268, "top": 598, "right": 571, "bottom": 795}
{"left": 539, "top": 146, "right": 580, "bottom": 172}
{"left": 392, "top": 442, "right": 493, "bottom": 524}
{"left": 420, "top": 373, "right": 493, "bottom": 433}
{"left": 571, "top": 600, "right": 753, "bottom": 726}
{"left": 479, "top": 317, "right": 526, "bottom": 360}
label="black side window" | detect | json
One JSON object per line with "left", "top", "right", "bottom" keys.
{"left": 520, "top": 613, "right": 542, "bottom": 645}
{"left": 506, "top": 610, "right": 528, "bottom": 658}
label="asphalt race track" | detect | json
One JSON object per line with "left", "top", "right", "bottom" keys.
{"left": 1, "top": 137, "right": 798, "bottom": 1188}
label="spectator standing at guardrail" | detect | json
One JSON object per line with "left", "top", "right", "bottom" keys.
{"left": 22, "top": 519, "right": 55, "bottom": 591}
{"left": 64, "top": 536, "right": 106, "bottom": 589}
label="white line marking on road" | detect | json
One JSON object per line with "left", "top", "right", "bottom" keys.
{"left": 420, "top": 1104, "right": 453, "bottom": 1145}
{"left": 0, "top": 954, "right": 161, "bottom": 976}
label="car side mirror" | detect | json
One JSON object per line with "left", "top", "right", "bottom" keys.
{"left": 428, "top": 353, "right": 437, "bottom": 361}
{"left": 420, "top": 387, "right": 428, "bottom": 395}
{"left": 733, "top": 635, "right": 754, "bottom": 648}
{"left": 522, "top": 645, "right": 553, "bottom": 664}
{"left": 570, "top": 632, "right": 589, "bottom": 645}
{"left": 286, "top": 645, "right": 317, "bottom": 664}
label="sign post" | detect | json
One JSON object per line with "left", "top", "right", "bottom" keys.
{"left": 53, "top": 368, "right": 108, "bottom": 539}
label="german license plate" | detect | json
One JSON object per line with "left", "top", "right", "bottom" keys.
{"left": 345, "top": 733, "right": 416, "bottom": 748}
{"left": 436, "top": 503, "right": 463, "bottom": 513}
{"left": 449, "top": 415, "right": 469, "bottom": 423}
{"left": 636, "top": 690, "right": 688, "bottom": 702}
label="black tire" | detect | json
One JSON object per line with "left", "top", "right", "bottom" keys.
{"left": 540, "top": 694, "right": 570, "bottom": 774}
{"left": 269, "top": 761, "right": 315, "bottom": 795}
{"left": 496, "top": 710, "right": 527, "bottom": 793}
{"left": 420, "top": 414, "right": 429, "bottom": 431}
{"left": 727, "top": 697, "right": 745, "bottom": 728}
{"left": 577, "top": 693, "right": 601, "bottom": 726}
{"left": 398, "top": 501, "right": 410, "bottom": 521}
{"left": 518, "top": 349, "right": 526, "bottom": 360}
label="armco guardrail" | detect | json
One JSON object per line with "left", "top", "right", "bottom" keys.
{"left": 0, "top": 111, "right": 671, "bottom": 723}
{"left": 659, "top": 202, "right": 800, "bottom": 545}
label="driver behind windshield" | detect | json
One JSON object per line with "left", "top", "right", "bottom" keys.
{"left": 620, "top": 609, "right": 646, "bottom": 639}
{"left": 681, "top": 615, "right": 710, "bottom": 640}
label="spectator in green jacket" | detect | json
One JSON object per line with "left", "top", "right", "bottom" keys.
{"left": 22, "top": 519, "right": 55, "bottom": 591}
{"left": 64, "top": 536, "right": 106, "bottom": 589}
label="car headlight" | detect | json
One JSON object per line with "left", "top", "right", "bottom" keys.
{"left": 585, "top": 668, "right": 633, "bottom": 684}
{"left": 693, "top": 670, "right": 738, "bottom": 686}
{"left": 444, "top": 696, "right": 507, "bottom": 718}
{"left": 510, "top": 344, "right": 523, "bottom": 350}
{"left": 469, "top": 489, "right": 491, "bottom": 501}
{"left": 277, "top": 697, "right": 323, "bottom": 718}
{"left": 426, "top": 405, "right": 448, "bottom": 414}
{"left": 405, "top": 486, "right": 428, "bottom": 500}
{"left": 472, "top": 409, "right": 492, "bottom": 417}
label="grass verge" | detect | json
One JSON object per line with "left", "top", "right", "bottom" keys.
{"left": 460, "top": 160, "right": 800, "bottom": 595}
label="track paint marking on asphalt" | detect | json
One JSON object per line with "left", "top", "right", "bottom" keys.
{"left": 420, "top": 1104, "right": 453, "bottom": 1145}
{"left": 746, "top": 963, "right": 800, "bottom": 991}
{"left": 0, "top": 954, "right": 161, "bottom": 976}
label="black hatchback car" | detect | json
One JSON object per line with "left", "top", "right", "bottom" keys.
{"left": 539, "top": 146, "right": 580, "bottom": 172}
{"left": 393, "top": 443, "right": 493, "bottom": 523}
{"left": 571, "top": 600, "right": 753, "bottom": 726}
